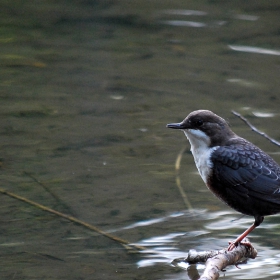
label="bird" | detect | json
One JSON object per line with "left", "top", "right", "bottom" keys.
{"left": 167, "top": 110, "right": 280, "bottom": 250}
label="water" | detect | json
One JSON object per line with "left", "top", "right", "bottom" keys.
{"left": 1, "top": 1, "right": 280, "bottom": 279}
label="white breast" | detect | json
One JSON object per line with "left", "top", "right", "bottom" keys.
{"left": 183, "top": 129, "right": 218, "bottom": 184}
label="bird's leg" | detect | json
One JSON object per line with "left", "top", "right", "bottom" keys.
{"left": 228, "top": 216, "right": 264, "bottom": 251}
{"left": 228, "top": 224, "right": 256, "bottom": 251}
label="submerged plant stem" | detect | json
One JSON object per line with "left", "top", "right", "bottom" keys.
{"left": 175, "top": 146, "right": 193, "bottom": 210}
{"left": 0, "top": 187, "right": 146, "bottom": 251}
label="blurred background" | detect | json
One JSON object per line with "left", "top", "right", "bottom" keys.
{"left": 1, "top": 0, "right": 280, "bottom": 279}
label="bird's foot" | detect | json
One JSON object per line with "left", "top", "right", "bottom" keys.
{"left": 228, "top": 238, "right": 253, "bottom": 251}
{"left": 228, "top": 240, "right": 238, "bottom": 251}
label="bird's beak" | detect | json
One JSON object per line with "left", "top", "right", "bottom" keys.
{"left": 166, "top": 122, "right": 184, "bottom": 129}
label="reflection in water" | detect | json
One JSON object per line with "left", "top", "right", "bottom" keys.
{"left": 109, "top": 211, "right": 187, "bottom": 232}
{"left": 229, "top": 45, "right": 280, "bottom": 56}
{"left": 252, "top": 111, "right": 276, "bottom": 118}
{"left": 234, "top": 14, "right": 259, "bottom": 21}
{"left": 119, "top": 210, "right": 280, "bottom": 279}
{"left": 161, "top": 20, "right": 207, "bottom": 28}
{"left": 161, "top": 9, "right": 207, "bottom": 16}
{"left": 227, "top": 78, "right": 262, "bottom": 89}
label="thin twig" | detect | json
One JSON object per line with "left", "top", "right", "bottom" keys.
{"left": 0, "top": 187, "right": 146, "bottom": 251}
{"left": 175, "top": 146, "right": 193, "bottom": 210}
{"left": 232, "top": 111, "right": 280, "bottom": 147}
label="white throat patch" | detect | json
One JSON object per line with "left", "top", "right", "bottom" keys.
{"left": 183, "top": 129, "right": 217, "bottom": 184}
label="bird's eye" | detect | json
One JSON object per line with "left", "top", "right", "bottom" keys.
{"left": 195, "top": 119, "right": 203, "bottom": 126}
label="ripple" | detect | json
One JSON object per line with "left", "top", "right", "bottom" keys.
{"left": 161, "top": 9, "right": 207, "bottom": 16}
{"left": 227, "top": 78, "right": 261, "bottom": 88}
{"left": 229, "top": 45, "right": 280, "bottom": 56}
{"left": 234, "top": 14, "right": 259, "bottom": 21}
{"left": 161, "top": 20, "right": 206, "bottom": 27}
{"left": 252, "top": 111, "right": 276, "bottom": 118}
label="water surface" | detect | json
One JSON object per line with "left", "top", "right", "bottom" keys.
{"left": 1, "top": 1, "right": 280, "bottom": 279}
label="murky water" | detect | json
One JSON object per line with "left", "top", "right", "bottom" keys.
{"left": 1, "top": 1, "right": 280, "bottom": 279}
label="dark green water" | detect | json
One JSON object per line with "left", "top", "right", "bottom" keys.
{"left": 1, "top": 1, "right": 280, "bottom": 279}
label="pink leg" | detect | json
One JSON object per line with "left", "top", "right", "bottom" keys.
{"left": 228, "top": 223, "right": 257, "bottom": 251}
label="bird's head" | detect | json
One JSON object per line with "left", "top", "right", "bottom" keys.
{"left": 167, "top": 110, "right": 236, "bottom": 147}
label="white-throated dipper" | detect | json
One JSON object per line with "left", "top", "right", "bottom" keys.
{"left": 167, "top": 110, "right": 280, "bottom": 250}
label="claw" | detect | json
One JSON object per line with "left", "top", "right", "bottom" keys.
{"left": 228, "top": 241, "right": 238, "bottom": 251}
{"left": 227, "top": 239, "right": 253, "bottom": 251}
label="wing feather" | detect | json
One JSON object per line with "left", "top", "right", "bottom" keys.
{"left": 211, "top": 142, "right": 280, "bottom": 205}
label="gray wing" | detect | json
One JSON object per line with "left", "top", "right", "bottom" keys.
{"left": 211, "top": 144, "right": 280, "bottom": 204}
